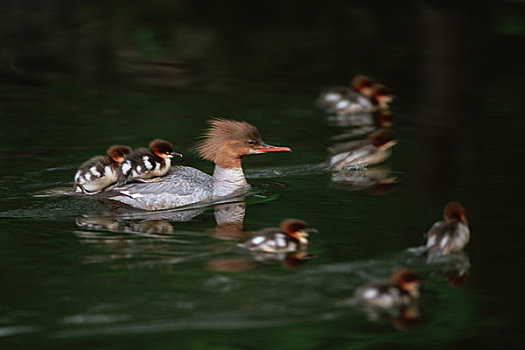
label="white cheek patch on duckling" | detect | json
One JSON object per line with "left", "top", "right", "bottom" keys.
{"left": 143, "top": 156, "right": 153, "bottom": 170}
{"left": 121, "top": 161, "right": 131, "bottom": 175}
{"left": 90, "top": 166, "right": 101, "bottom": 177}
{"left": 74, "top": 171, "right": 81, "bottom": 182}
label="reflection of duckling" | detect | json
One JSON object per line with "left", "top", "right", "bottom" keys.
{"left": 354, "top": 269, "right": 421, "bottom": 328}
{"left": 331, "top": 166, "right": 397, "bottom": 195}
{"left": 239, "top": 219, "right": 315, "bottom": 253}
{"left": 74, "top": 145, "right": 132, "bottom": 194}
{"left": 426, "top": 202, "right": 470, "bottom": 258}
{"left": 117, "top": 139, "right": 182, "bottom": 185}
{"left": 329, "top": 129, "right": 396, "bottom": 170}
{"left": 76, "top": 215, "right": 174, "bottom": 234}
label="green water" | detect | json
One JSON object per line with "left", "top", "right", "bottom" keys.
{"left": 1, "top": 1, "right": 525, "bottom": 349}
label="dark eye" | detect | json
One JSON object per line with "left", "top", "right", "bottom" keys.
{"left": 247, "top": 140, "right": 256, "bottom": 144}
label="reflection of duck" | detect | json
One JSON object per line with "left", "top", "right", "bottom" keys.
{"left": 425, "top": 202, "right": 470, "bottom": 258}
{"left": 437, "top": 252, "right": 471, "bottom": 288}
{"left": 74, "top": 145, "right": 132, "bottom": 194}
{"left": 211, "top": 201, "right": 247, "bottom": 240}
{"left": 331, "top": 166, "right": 397, "bottom": 195}
{"left": 354, "top": 269, "right": 420, "bottom": 329}
{"left": 103, "top": 119, "right": 291, "bottom": 210}
{"left": 117, "top": 139, "right": 182, "bottom": 185}
{"left": 329, "top": 129, "right": 396, "bottom": 170}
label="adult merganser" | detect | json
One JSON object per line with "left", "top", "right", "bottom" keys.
{"left": 317, "top": 75, "right": 376, "bottom": 111}
{"left": 117, "top": 139, "right": 182, "bottom": 185}
{"left": 239, "top": 219, "right": 315, "bottom": 253}
{"left": 104, "top": 119, "right": 291, "bottom": 210}
{"left": 354, "top": 268, "right": 420, "bottom": 310}
{"left": 426, "top": 201, "right": 470, "bottom": 257}
{"left": 329, "top": 129, "right": 396, "bottom": 170}
{"left": 74, "top": 145, "right": 132, "bottom": 194}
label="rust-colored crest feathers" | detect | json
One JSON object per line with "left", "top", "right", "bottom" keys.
{"left": 443, "top": 201, "right": 467, "bottom": 224}
{"left": 106, "top": 145, "right": 132, "bottom": 162}
{"left": 280, "top": 218, "right": 308, "bottom": 235}
{"left": 351, "top": 75, "right": 376, "bottom": 92}
{"left": 196, "top": 118, "right": 261, "bottom": 163}
{"left": 149, "top": 139, "right": 174, "bottom": 154}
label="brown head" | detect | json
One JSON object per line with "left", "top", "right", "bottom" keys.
{"left": 106, "top": 145, "right": 132, "bottom": 163}
{"left": 280, "top": 218, "right": 315, "bottom": 245}
{"left": 443, "top": 201, "right": 468, "bottom": 225}
{"left": 369, "top": 129, "right": 397, "bottom": 150}
{"left": 391, "top": 268, "right": 420, "bottom": 298}
{"left": 149, "top": 139, "right": 181, "bottom": 159}
{"left": 351, "top": 75, "right": 376, "bottom": 98}
{"left": 371, "top": 84, "right": 393, "bottom": 109}
{"left": 196, "top": 119, "right": 291, "bottom": 168}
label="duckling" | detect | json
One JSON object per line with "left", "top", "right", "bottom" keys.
{"left": 426, "top": 201, "right": 470, "bottom": 258}
{"left": 74, "top": 145, "right": 132, "bottom": 194}
{"left": 117, "top": 139, "right": 181, "bottom": 185}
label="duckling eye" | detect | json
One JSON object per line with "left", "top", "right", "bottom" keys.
{"left": 247, "top": 140, "right": 256, "bottom": 145}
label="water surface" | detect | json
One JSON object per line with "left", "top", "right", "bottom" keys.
{"left": 1, "top": 1, "right": 525, "bottom": 349}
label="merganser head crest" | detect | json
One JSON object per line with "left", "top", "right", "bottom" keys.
{"left": 351, "top": 75, "right": 376, "bottom": 97}
{"left": 280, "top": 218, "right": 308, "bottom": 235}
{"left": 443, "top": 201, "right": 467, "bottom": 225}
{"left": 149, "top": 139, "right": 174, "bottom": 156}
{"left": 107, "top": 145, "right": 132, "bottom": 163}
{"left": 197, "top": 118, "right": 291, "bottom": 168}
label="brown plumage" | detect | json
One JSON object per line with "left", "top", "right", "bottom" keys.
{"left": 149, "top": 139, "right": 174, "bottom": 157}
{"left": 391, "top": 268, "right": 420, "bottom": 290}
{"left": 196, "top": 118, "right": 290, "bottom": 169}
{"left": 280, "top": 218, "right": 309, "bottom": 240}
{"left": 369, "top": 129, "right": 395, "bottom": 149}
{"left": 351, "top": 75, "right": 377, "bottom": 97}
{"left": 107, "top": 145, "right": 133, "bottom": 163}
{"left": 443, "top": 201, "right": 468, "bottom": 225}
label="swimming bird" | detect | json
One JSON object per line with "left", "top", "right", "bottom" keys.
{"left": 104, "top": 119, "right": 291, "bottom": 210}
